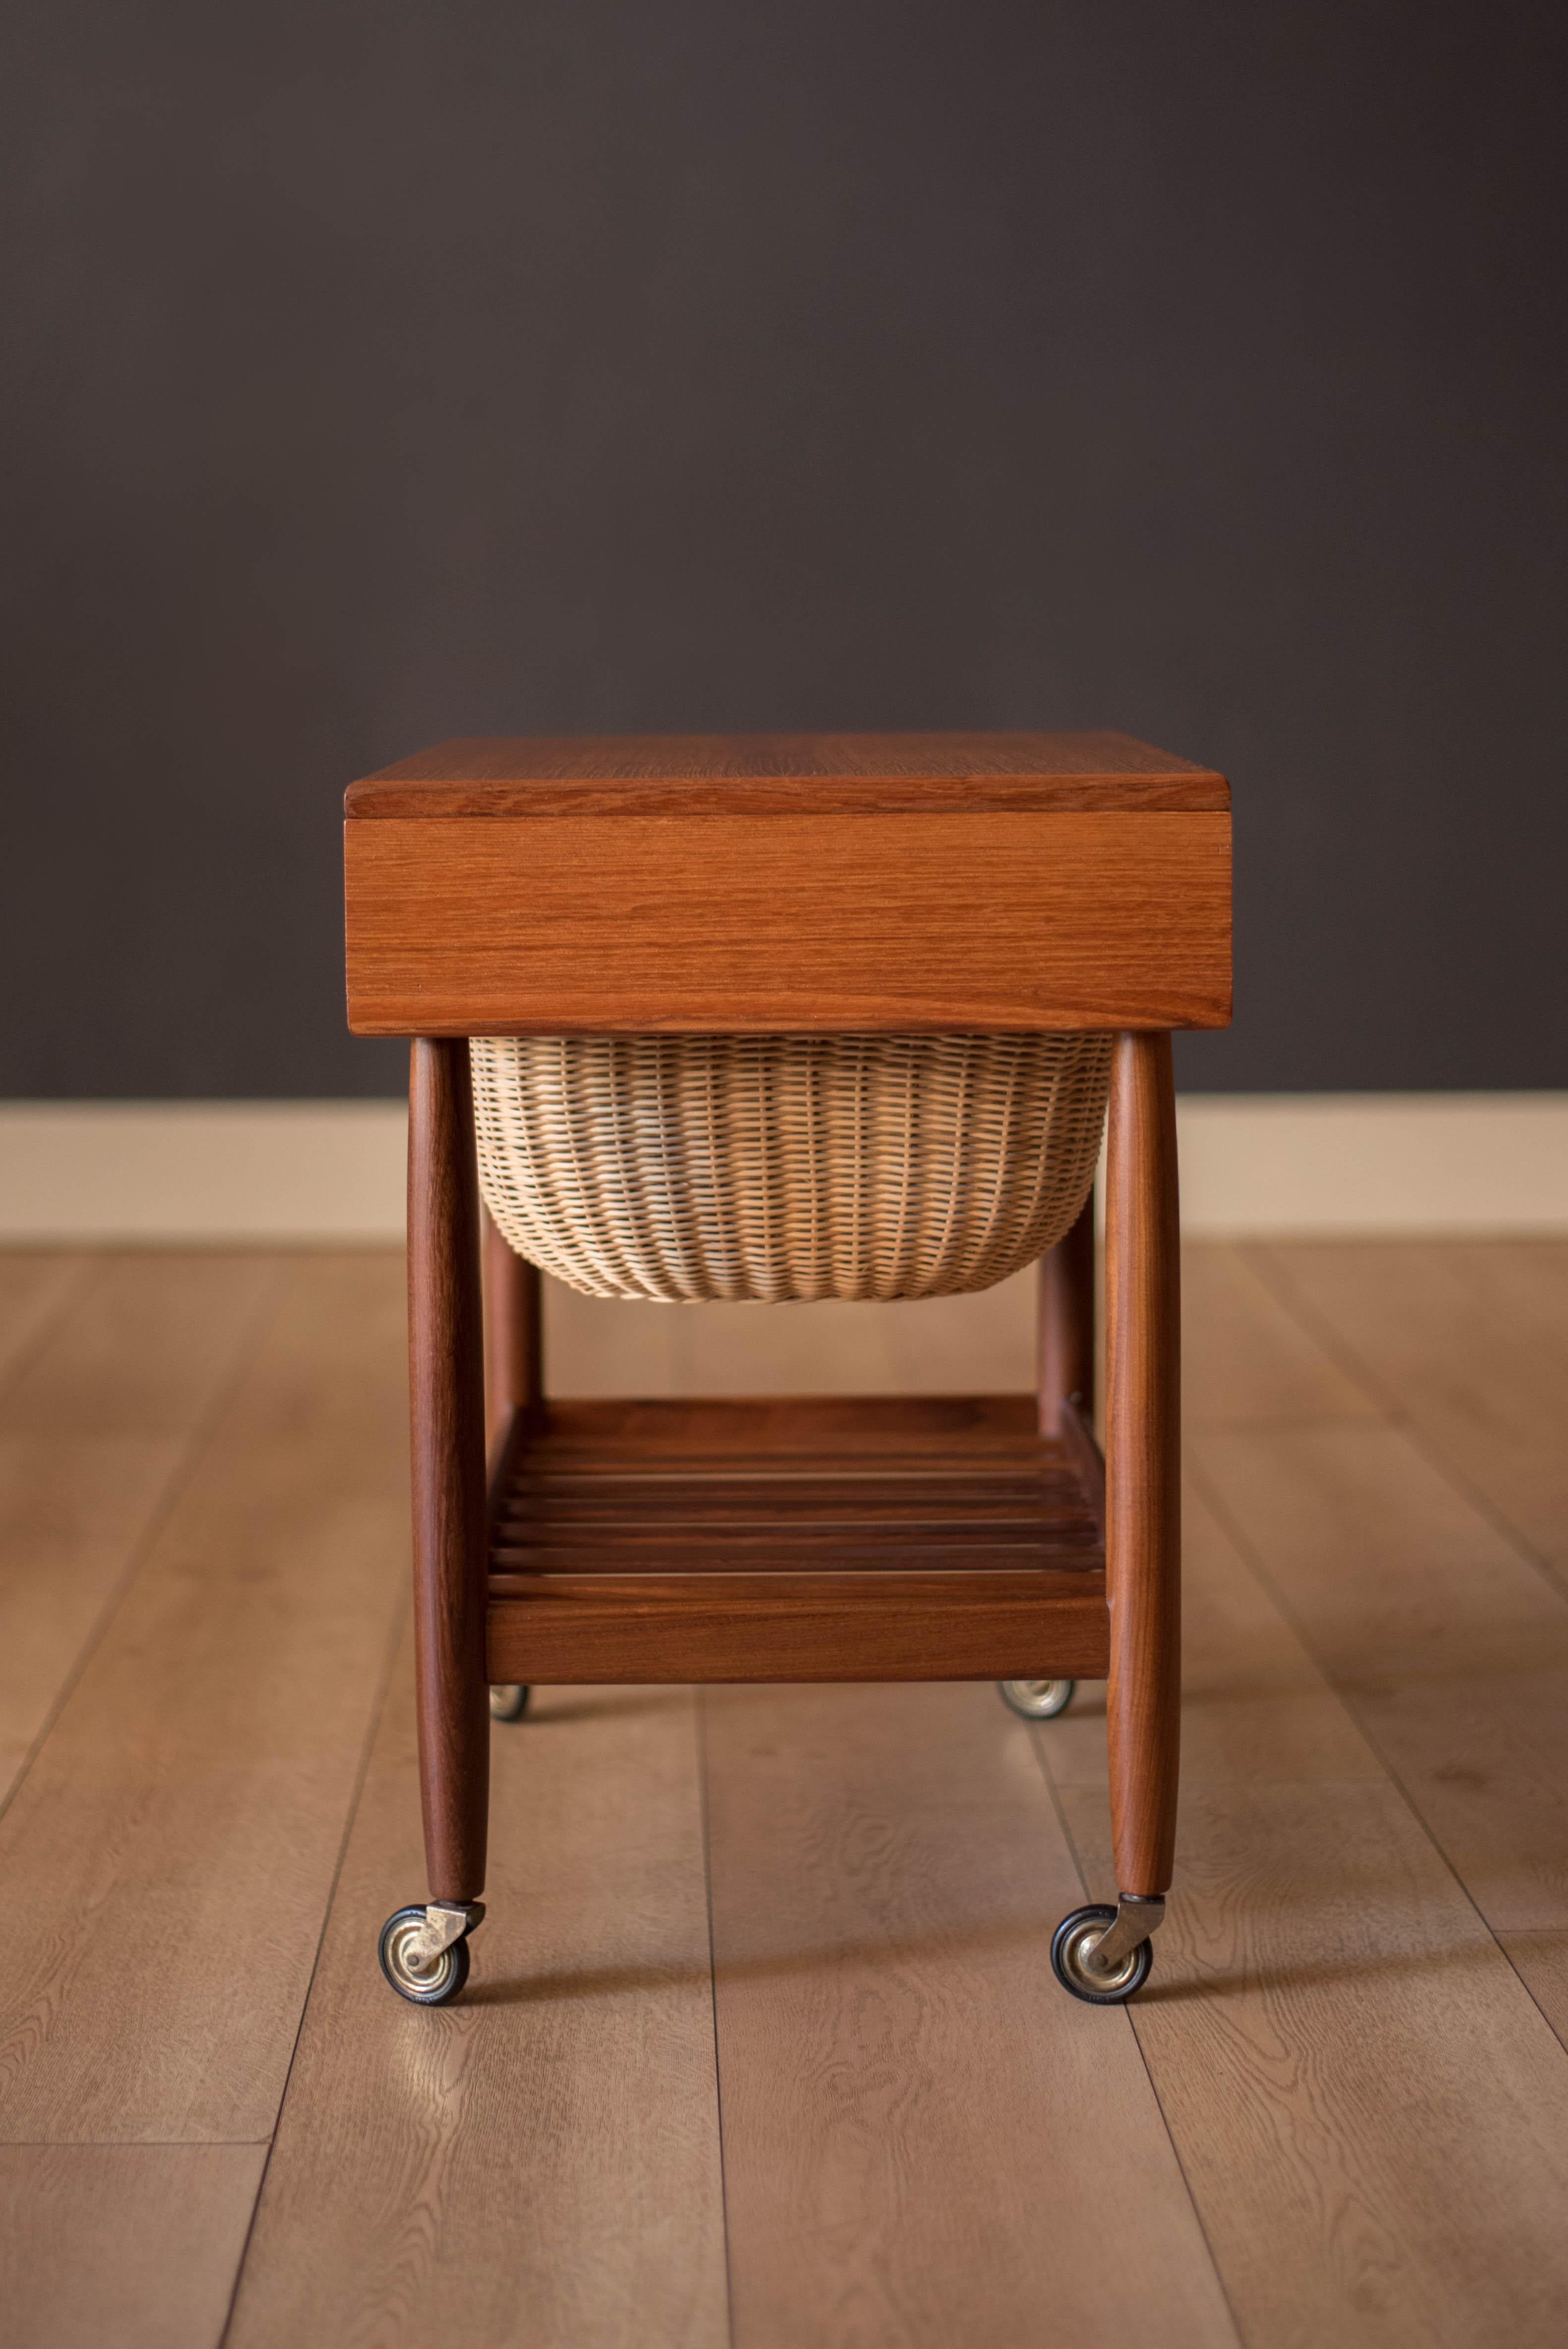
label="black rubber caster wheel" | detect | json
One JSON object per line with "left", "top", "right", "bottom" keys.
{"left": 998, "top": 1678, "right": 1076, "bottom": 1721}
{"left": 378, "top": 1907, "right": 472, "bottom": 2006}
{"left": 489, "top": 1683, "right": 531, "bottom": 1723}
{"left": 1050, "top": 1903, "right": 1154, "bottom": 2005}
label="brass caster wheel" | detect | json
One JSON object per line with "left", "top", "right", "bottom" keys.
{"left": 1050, "top": 1902, "right": 1156, "bottom": 2005}
{"left": 999, "top": 1678, "right": 1075, "bottom": 1721}
{"left": 489, "top": 1683, "right": 530, "bottom": 1722}
{"left": 378, "top": 1903, "right": 482, "bottom": 2006}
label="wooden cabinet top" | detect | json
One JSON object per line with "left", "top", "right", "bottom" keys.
{"left": 345, "top": 731, "right": 1229, "bottom": 820}
{"left": 343, "top": 730, "right": 1232, "bottom": 1036}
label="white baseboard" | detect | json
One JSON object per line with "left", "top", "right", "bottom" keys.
{"left": 0, "top": 1103, "right": 409, "bottom": 1242}
{"left": 1174, "top": 1093, "right": 1567, "bottom": 1236}
{"left": 0, "top": 1094, "right": 1562, "bottom": 1242}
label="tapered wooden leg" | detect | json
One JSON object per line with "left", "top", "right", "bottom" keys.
{"left": 408, "top": 1037, "right": 490, "bottom": 1905}
{"left": 1038, "top": 1185, "right": 1096, "bottom": 1437}
{"left": 482, "top": 1204, "right": 543, "bottom": 1456}
{"left": 1104, "top": 1031, "right": 1180, "bottom": 1898}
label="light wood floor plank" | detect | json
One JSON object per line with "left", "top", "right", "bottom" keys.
{"left": 1047, "top": 1482, "right": 1568, "bottom": 2349}
{"left": 0, "top": 1253, "right": 284, "bottom": 1807}
{"left": 0, "top": 1253, "right": 408, "bottom": 2143}
{"left": 1250, "top": 1241, "right": 1568, "bottom": 1585}
{"left": 1497, "top": 1930, "right": 1568, "bottom": 2049}
{"left": 1192, "top": 1419, "right": 1568, "bottom": 1930}
{"left": 3, "top": 1238, "right": 1565, "bottom": 2347}
{"left": 1182, "top": 1243, "right": 1379, "bottom": 1427}
{"left": 0, "top": 1432, "right": 185, "bottom": 1800}
{"left": 227, "top": 1660, "right": 728, "bottom": 2349}
{"left": 1484, "top": 1240, "right": 1568, "bottom": 1328}
{"left": 1061, "top": 1774, "right": 1568, "bottom": 2349}
{"left": 703, "top": 1678, "right": 1237, "bottom": 2349}
{"left": 0, "top": 2143, "right": 267, "bottom": 2349}
{"left": 0, "top": 1251, "right": 282, "bottom": 1437}
{"left": 0, "top": 1252, "right": 87, "bottom": 1392}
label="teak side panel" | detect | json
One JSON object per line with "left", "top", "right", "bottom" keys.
{"left": 487, "top": 1570, "right": 1111, "bottom": 1683}
{"left": 345, "top": 809, "right": 1231, "bottom": 1033}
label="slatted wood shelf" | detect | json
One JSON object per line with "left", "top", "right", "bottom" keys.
{"left": 486, "top": 1396, "right": 1110, "bottom": 1684}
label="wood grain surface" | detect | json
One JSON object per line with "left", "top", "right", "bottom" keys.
{"left": 703, "top": 1677, "right": 1236, "bottom": 2349}
{"left": 0, "top": 1431, "right": 185, "bottom": 1801}
{"left": 348, "top": 728, "right": 1229, "bottom": 816}
{"left": 344, "top": 808, "right": 1232, "bottom": 1034}
{"left": 1104, "top": 1031, "right": 1181, "bottom": 1895}
{"left": 1061, "top": 1763, "right": 1568, "bottom": 2349}
{"left": 0, "top": 1255, "right": 408, "bottom": 2142}
{"left": 1248, "top": 1240, "right": 1568, "bottom": 1583}
{"left": 483, "top": 1206, "right": 542, "bottom": 1454}
{"left": 1498, "top": 1930, "right": 1568, "bottom": 2048}
{"left": 5, "top": 1238, "right": 1568, "bottom": 2349}
{"left": 407, "top": 1037, "right": 490, "bottom": 1903}
{"left": 1193, "top": 1419, "right": 1568, "bottom": 1931}
{"left": 1045, "top": 1476, "right": 1568, "bottom": 2349}
{"left": 226, "top": 1641, "right": 727, "bottom": 2349}
{"left": 0, "top": 2144, "right": 268, "bottom": 2349}
{"left": 486, "top": 1393, "right": 1109, "bottom": 1682}
{"left": 1037, "top": 1189, "right": 1096, "bottom": 1436}
{"left": 0, "top": 1250, "right": 280, "bottom": 1439}
{"left": 0, "top": 1253, "right": 281, "bottom": 1802}
{"left": 1180, "top": 1243, "right": 1381, "bottom": 1428}
{"left": 1195, "top": 1242, "right": 1568, "bottom": 1941}
{"left": 489, "top": 1569, "right": 1110, "bottom": 1683}
{"left": 0, "top": 1251, "right": 87, "bottom": 1391}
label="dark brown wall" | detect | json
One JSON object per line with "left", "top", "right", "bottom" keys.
{"left": 3, "top": 1, "right": 1564, "bottom": 1097}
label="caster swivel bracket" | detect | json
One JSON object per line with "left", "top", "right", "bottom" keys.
{"left": 403, "top": 1901, "right": 485, "bottom": 1970}
{"left": 1082, "top": 1894, "right": 1164, "bottom": 1981}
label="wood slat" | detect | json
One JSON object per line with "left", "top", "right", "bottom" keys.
{"left": 507, "top": 1453, "right": 1051, "bottom": 1480}
{"left": 495, "top": 1407, "right": 1100, "bottom": 1515}
{"left": 703, "top": 1679, "right": 1237, "bottom": 2349}
{"left": 0, "top": 1254, "right": 409, "bottom": 2143}
{"left": 499, "top": 1474, "right": 1077, "bottom": 1514}
{"left": 498, "top": 1509, "right": 1075, "bottom": 1539}
{"left": 496, "top": 1479, "right": 1094, "bottom": 1542}
{"left": 532, "top": 1392, "right": 1052, "bottom": 1453}
{"left": 227, "top": 1654, "right": 727, "bottom": 2349}
{"left": 495, "top": 1537, "right": 1093, "bottom": 1565}
{"left": 486, "top": 1396, "right": 1108, "bottom": 1678}
{"left": 488, "top": 1569, "right": 1109, "bottom": 1683}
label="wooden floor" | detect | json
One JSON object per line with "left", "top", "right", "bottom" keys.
{"left": 3, "top": 1244, "right": 1568, "bottom": 2347}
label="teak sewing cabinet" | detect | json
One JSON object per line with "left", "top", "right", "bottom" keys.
{"left": 344, "top": 730, "right": 1232, "bottom": 2006}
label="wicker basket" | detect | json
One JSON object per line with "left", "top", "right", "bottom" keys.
{"left": 471, "top": 1032, "right": 1110, "bottom": 1304}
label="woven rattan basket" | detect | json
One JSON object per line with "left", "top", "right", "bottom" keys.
{"left": 471, "top": 1032, "right": 1110, "bottom": 1304}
